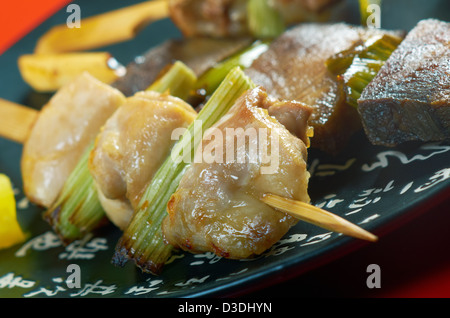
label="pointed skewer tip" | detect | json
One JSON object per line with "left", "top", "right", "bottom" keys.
{"left": 260, "top": 193, "right": 378, "bottom": 243}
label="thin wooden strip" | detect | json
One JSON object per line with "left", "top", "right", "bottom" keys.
{"left": 0, "top": 99, "right": 38, "bottom": 144}
{"left": 261, "top": 193, "right": 378, "bottom": 242}
{"left": 35, "top": 0, "right": 169, "bottom": 54}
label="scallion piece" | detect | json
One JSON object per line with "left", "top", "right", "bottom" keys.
{"left": 146, "top": 60, "right": 197, "bottom": 101}
{"left": 326, "top": 33, "right": 402, "bottom": 108}
{"left": 195, "top": 40, "right": 269, "bottom": 97}
{"left": 43, "top": 142, "right": 102, "bottom": 243}
{"left": 113, "top": 67, "right": 256, "bottom": 274}
{"left": 43, "top": 61, "right": 198, "bottom": 243}
{"left": 247, "top": 0, "right": 285, "bottom": 39}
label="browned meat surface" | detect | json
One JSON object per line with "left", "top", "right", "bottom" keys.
{"left": 168, "top": 0, "right": 342, "bottom": 37}
{"left": 111, "top": 37, "right": 252, "bottom": 96}
{"left": 358, "top": 19, "right": 450, "bottom": 146}
{"left": 274, "top": 0, "right": 342, "bottom": 23}
{"left": 21, "top": 73, "right": 126, "bottom": 208}
{"left": 263, "top": 98, "right": 314, "bottom": 146}
{"left": 169, "top": 0, "right": 248, "bottom": 37}
{"left": 161, "top": 87, "right": 312, "bottom": 259}
{"left": 89, "top": 91, "right": 197, "bottom": 230}
{"left": 245, "top": 23, "right": 397, "bottom": 154}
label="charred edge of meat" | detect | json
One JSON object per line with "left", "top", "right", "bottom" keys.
{"left": 358, "top": 19, "right": 450, "bottom": 146}
{"left": 358, "top": 97, "right": 450, "bottom": 147}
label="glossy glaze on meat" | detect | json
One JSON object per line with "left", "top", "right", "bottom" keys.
{"left": 162, "top": 87, "right": 312, "bottom": 259}
{"left": 245, "top": 23, "right": 398, "bottom": 154}
{"left": 358, "top": 19, "right": 450, "bottom": 146}
{"left": 21, "top": 73, "right": 126, "bottom": 207}
{"left": 89, "top": 91, "right": 197, "bottom": 230}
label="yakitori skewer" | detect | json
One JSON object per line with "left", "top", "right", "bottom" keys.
{"left": 0, "top": 93, "right": 377, "bottom": 245}
{"left": 0, "top": 98, "right": 38, "bottom": 144}
{"left": 261, "top": 193, "right": 378, "bottom": 242}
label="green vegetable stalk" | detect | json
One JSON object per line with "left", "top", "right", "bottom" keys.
{"left": 326, "top": 33, "right": 402, "bottom": 108}
{"left": 43, "top": 61, "right": 198, "bottom": 244}
{"left": 113, "top": 67, "right": 256, "bottom": 274}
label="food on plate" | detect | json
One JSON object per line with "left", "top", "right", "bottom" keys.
{"left": 194, "top": 40, "right": 270, "bottom": 98}
{"left": 244, "top": 22, "right": 403, "bottom": 154}
{"left": 113, "top": 67, "right": 257, "bottom": 274}
{"left": 146, "top": 60, "right": 198, "bottom": 101}
{"left": 169, "top": 0, "right": 342, "bottom": 38}
{"left": 89, "top": 91, "right": 197, "bottom": 230}
{"left": 7, "top": 0, "right": 447, "bottom": 278}
{"left": 21, "top": 72, "right": 126, "bottom": 208}
{"left": 42, "top": 61, "right": 198, "bottom": 243}
{"left": 109, "top": 75, "right": 375, "bottom": 273}
{"left": 111, "top": 37, "right": 253, "bottom": 97}
{"left": 358, "top": 19, "right": 450, "bottom": 146}
{"left": 18, "top": 52, "right": 124, "bottom": 92}
{"left": 0, "top": 174, "right": 26, "bottom": 249}
{"left": 161, "top": 86, "right": 312, "bottom": 259}
{"left": 325, "top": 33, "right": 403, "bottom": 109}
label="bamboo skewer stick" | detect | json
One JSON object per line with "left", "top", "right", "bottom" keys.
{"left": 0, "top": 99, "right": 378, "bottom": 243}
{"left": 261, "top": 193, "right": 378, "bottom": 242}
{"left": 35, "top": 0, "right": 170, "bottom": 54}
{"left": 0, "top": 98, "right": 38, "bottom": 144}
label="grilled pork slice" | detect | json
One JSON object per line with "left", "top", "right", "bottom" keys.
{"left": 168, "top": 0, "right": 341, "bottom": 37}
{"left": 112, "top": 37, "right": 252, "bottom": 97}
{"left": 358, "top": 19, "right": 450, "bottom": 146}
{"left": 161, "top": 87, "right": 312, "bottom": 259}
{"left": 245, "top": 23, "right": 398, "bottom": 154}
{"left": 21, "top": 72, "right": 126, "bottom": 208}
{"left": 88, "top": 91, "right": 197, "bottom": 230}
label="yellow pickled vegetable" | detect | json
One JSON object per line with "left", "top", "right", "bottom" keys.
{"left": 0, "top": 174, "right": 26, "bottom": 249}
{"left": 34, "top": 0, "right": 169, "bottom": 54}
{"left": 18, "top": 52, "right": 124, "bottom": 92}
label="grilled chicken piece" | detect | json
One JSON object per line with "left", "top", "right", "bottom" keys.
{"left": 112, "top": 37, "right": 252, "bottom": 97}
{"left": 168, "top": 0, "right": 341, "bottom": 38}
{"left": 162, "top": 87, "right": 312, "bottom": 259}
{"left": 264, "top": 100, "right": 314, "bottom": 147}
{"left": 169, "top": 0, "right": 248, "bottom": 38}
{"left": 245, "top": 23, "right": 399, "bottom": 154}
{"left": 358, "top": 19, "right": 450, "bottom": 146}
{"left": 88, "top": 91, "right": 197, "bottom": 230}
{"left": 21, "top": 72, "right": 126, "bottom": 207}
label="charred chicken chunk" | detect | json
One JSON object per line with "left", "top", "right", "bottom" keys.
{"left": 89, "top": 91, "right": 197, "bottom": 230}
{"left": 162, "top": 87, "right": 312, "bottom": 259}
{"left": 21, "top": 72, "right": 126, "bottom": 207}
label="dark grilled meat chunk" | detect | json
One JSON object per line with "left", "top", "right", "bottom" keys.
{"left": 112, "top": 37, "right": 252, "bottom": 96}
{"left": 358, "top": 19, "right": 450, "bottom": 146}
{"left": 245, "top": 23, "right": 397, "bottom": 154}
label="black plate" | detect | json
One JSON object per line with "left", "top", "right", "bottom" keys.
{"left": 0, "top": 0, "right": 449, "bottom": 298}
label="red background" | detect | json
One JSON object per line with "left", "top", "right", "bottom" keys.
{"left": 0, "top": 0, "right": 71, "bottom": 56}
{"left": 1, "top": 0, "right": 449, "bottom": 298}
